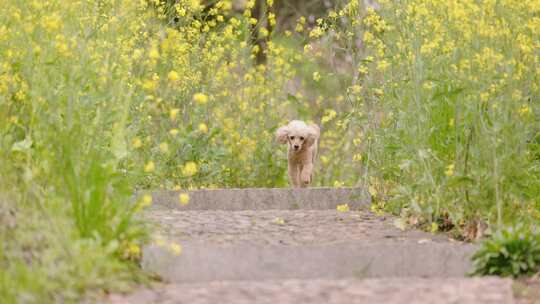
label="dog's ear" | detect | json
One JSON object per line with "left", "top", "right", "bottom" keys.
{"left": 275, "top": 125, "right": 289, "bottom": 144}
{"left": 305, "top": 124, "right": 320, "bottom": 147}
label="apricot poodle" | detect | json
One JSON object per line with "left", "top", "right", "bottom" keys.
{"left": 276, "top": 120, "right": 320, "bottom": 188}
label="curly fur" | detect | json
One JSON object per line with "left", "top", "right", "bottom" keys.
{"left": 275, "top": 120, "right": 320, "bottom": 188}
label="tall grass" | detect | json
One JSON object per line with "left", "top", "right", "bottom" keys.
{"left": 342, "top": 0, "right": 540, "bottom": 237}
{"left": 0, "top": 0, "right": 361, "bottom": 302}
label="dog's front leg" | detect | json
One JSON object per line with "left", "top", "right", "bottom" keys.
{"left": 288, "top": 163, "right": 301, "bottom": 188}
{"left": 300, "top": 163, "right": 313, "bottom": 187}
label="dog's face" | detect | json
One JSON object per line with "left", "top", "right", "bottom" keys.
{"left": 275, "top": 120, "right": 319, "bottom": 153}
{"left": 287, "top": 130, "right": 310, "bottom": 152}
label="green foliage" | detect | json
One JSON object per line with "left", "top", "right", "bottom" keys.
{"left": 0, "top": 0, "right": 360, "bottom": 302}
{"left": 472, "top": 225, "right": 540, "bottom": 277}
{"left": 349, "top": 0, "right": 540, "bottom": 235}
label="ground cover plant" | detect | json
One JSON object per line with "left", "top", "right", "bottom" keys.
{"left": 471, "top": 224, "right": 540, "bottom": 277}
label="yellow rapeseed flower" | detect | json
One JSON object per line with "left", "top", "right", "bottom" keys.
{"left": 179, "top": 193, "right": 190, "bottom": 205}
{"left": 320, "top": 155, "right": 329, "bottom": 165}
{"left": 159, "top": 142, "right": 169, "bottom": 153}
{"left": 168, "top": 70, "right": 179, "bottom": 82}
{"left": 376, "top": 60, "right": 390, "bottom": 72}
{"left": 132, "top": 137, "right": 142, "bottom": 148}
{"left": 313, "top": 71, "right": 321, "bottom": 81}
{"left": 149, "top": 47, "right": 160, "bottom": 59}
{"left": 198, "top": 123, "right": 208, "bottom": 133}
{"left": 519, "top": 104, "right": 531, "bottom": 116}
{"left": 169, "top": 243, "right": 182, "bottom": 256}
{"left": 334, "top": 180, "right": 345, "bottom": 187}
{"left": 182, "top": 161, "right": 198, "bottom": 177}
{"left": 144, "top": 161, "right": 155, "bottom": 173}
{"left": 193, "top": 93, "right": 208, "bottom": 105}
{"left": 125, "top": 243, "right": 141, "bottom": 258}
{"left": 445, "top": 164, "right": 454, "bottom": 176}
{"left": 141, "top": 194, "right": 153, "bottom": 208}
{"left": 170, "top": 108, "right": 180, "bottom": 120}
{"left": 321, "top": 109, "right": 337, "bottom": 123}
{"left": 169, "top": 128, "right": 179, "bottom": 136}
{"left": 337, "top": 204, "right": 349, "bottom": 212}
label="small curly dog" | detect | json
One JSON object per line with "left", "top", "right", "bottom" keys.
{"left": 276, "top": 120, "right": 320, "bottom": 188}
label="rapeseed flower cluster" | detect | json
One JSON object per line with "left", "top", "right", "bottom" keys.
{"left": 353, "top": 0, "right": 540, "bottom": 235}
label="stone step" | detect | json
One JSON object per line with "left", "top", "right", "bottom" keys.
{"left": 141, "top": 210, "right": 478, "bottom": 282}
{"left": 109, "top": 277, "right": 515, "bottom": 304}
{"left": 143, "top": 241, "right": 477, "bottom": 282}
{"left": 146, "top": 187, "right": 370, "bottom": 210}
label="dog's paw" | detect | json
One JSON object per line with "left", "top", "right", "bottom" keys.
{"left": 301, "top": 174, "right": 311, "bottom": 185}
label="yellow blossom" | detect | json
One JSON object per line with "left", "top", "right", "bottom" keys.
{"left": 334, "top": 180, "right": 345, "bottom": 187}
{"left": 337, "top": 204, "right": 349, "bottom": 212}
{"left": 149, "top": 47, "right": 160, "bottom": 59}
{"left": 132, "top": 137, "right": 142, "bottom": 148}
{"left": 169, "top": 108, "right": 180, "bottom": 120}
{"left": 445, "top": 164, "right": 454, "bottom": 176}
{"left": 320, "top": 155, "right": 329, "bottom": 165}
{"left": 351, "top": 85, "right": 362, "bottom": 94}
{"left": 169, "top": 243, "right": 182, "bottom": 256}
{"left": 312, "top": 71, "right": 321, "bottom": 82}
{"left": 144, "top": 161, "right": 155, "bottom": 173}
{"left": 168, "top": 70, "right": 179, "bottom": 82}
{"left": 321, "top": 109, "right": 337, "bottom": 123}
{"left": 519, "top": 104, "right": 531, "bottom": 115}
{"left": 377, "top": 60, "right": 390, "bottom": 71}
{"left": 179, "top": 193, "right": 190, "bottom": 205}
{"left": 198, "top": 123, "right": 208, "bottom": 133}
{"left": 159, "top": 142, "right": 169, "bottom": 153}
{"left": 141, "top": 194, "right": 153, "bottom": 208}
{"left": 182, "top": 161, "right": 198, "bottom": 177}
{"left": 193, "top": 93, "right": 209, "bottom": 105}
{"left": 259, "top": 27, "right": 269, "bottom": 38}
{"left": 169, "top": 128, "right": 179, "bottom": 136}
{"left": 125, "top": 243, "right": 141, "bottom": 258}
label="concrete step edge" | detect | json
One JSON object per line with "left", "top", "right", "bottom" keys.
{"left": 142, "top": 241, "right": 479, "bottom": 282}
{"left": 142, "top": 187, "right": 371, "bottom": 210}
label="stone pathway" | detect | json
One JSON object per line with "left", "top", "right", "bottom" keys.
{"left": 146, "top": 209, "right": 450, "bottom": 245}
{"left": 109, "top": 188, "right": 516, "bottom": 303}
{"left": 110, "top": 277, "right": 513, "bottom": 304}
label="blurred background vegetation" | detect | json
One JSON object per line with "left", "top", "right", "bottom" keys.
{"left": 1, "top": 0, "right": 539, "bottom": 302}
